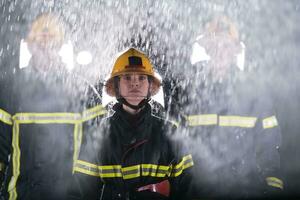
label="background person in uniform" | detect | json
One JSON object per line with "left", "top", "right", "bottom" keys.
{"left": 0, "top": 13, "right": 103, "bottom": 200}
{"left": 70, "top": 48, "right": 194, "bottom": 200}
{"left": 180, "top": 15, "right": 283, "bottom": 199}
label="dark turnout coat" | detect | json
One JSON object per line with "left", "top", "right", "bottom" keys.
{"left": 0, "top": 66, "right": 105, "bottom": 200}
{"left": 71, "top": 103, "right": 194, "bottom": 200}
{"left": 179, "top": 72, "right": 283, "bottom": 199}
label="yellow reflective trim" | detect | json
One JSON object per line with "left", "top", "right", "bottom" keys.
{"left": 141, "top": 171, "right": 166, "bottom": 177}
{"left": 186, "top": 114, "right": 218, "bottom": 126}
{"left": 263, "top": 116, "right": 278, "bottom": 129}
{"left": 183, "top": 161, "right": 194, "bottom": 170}
{"left": 122, "top": 165, "right": 140, "bottom": 179}
{"left": 82, "top": 105, "right": 107, "bottom": 122}
{"left": 141, "top": 164, "right": 170, "bottom": 177}
{"left": 171, "top": 154, "right": 194, "bottom": 177}
{"left": 123, "top": 173, "right": 140, "bottom": 179}
{"left": 13, "top": 112, "right": 81, "bottom": 124}
{"left": 76, "top": 162, "right": 191, "bottom": 179}
{"left": 122, "top": 165, "right": 140, "bottom": 172}
{"left": 100, "top": 172, "right": 122, "bottom": 178}
{"left": 0, "top": 108, "right": 12, "bottom": 125}
{"left": 141, "top": 164, "right": 169, "bottom": 171}
{"left": 174, "top": 154, "right": 193, "bottom": 169}
{"left": 99, "top": 165, "right": 123, "bottom": 178}
{"left": 74, "top": 167, "right": 99, "bottom": 177}
{"left": 99, "top": 165, "right": 122, "bottom": 170}
{"left": 267, "top": 182, "right": 283, "bottom": 190}
{"left": 219, "top": 116, "right": 257, "bottom": 128}
{"left": 77, "top": 160, "right": 98, "bottom": 169}
{"left": 9, "top": 122, "right": 20, "bottom": 200}
{"left": 73, "top": 122, "right": 83, "bottom": 174}
{"left": 266, "top": 177, "right": 283, "bottom": 190}
{"left": 121, "top": 165, "right": 138, "bottom": 178}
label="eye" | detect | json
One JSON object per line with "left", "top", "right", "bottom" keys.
{"left": 123, "top": 75, "right": 131, "bottom": 81}
{"left": 139, "top": 75, "right": 147, "bottom": 81}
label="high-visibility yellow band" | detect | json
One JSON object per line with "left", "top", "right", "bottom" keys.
{"left": 76, "top": 160, "right": 98, "bottom": 169}
{"left": 122, "top": 164, "right": 140, "bottom": 172}
{"left": 122, "top": 165, "right": 140, "bottom": 179}
{"left": 99, "top": 165, "right": 122, "bottom": 170}
{"left": 13, "top": 112, "right": 81, "bottom": 124}
{"left": 74, "top": 167, "right": 100, "bottom": 177}
{"left": 75, "top": 159, "right": 192, "bottom": 179}
{"left": 9, "top": 122, "right": 20, "bottom": 200}
{"left": 100, "top": 172, "right": 123, "bottom": 178}
{"left": 174, "top": 154, "right": 193, "bottom": 170}
{"left": 171, "top": 154, "right": 194, "bottom": 177}
{"left": 141, "top": 164, "right": 170, "bottom": 171}
{"left": 266, "top": 177, "right": 283, "bottom": 190}
{"left": 263, "top": 116, "right": 278, "bottom": 129}
{"left": 72, "top": 122, "right": 83, "bottom": 174}
{"left": 75, "top": 160, "right": 123, "bottom": 178}
{"left": 219, "top": 116, "right": 257, "bottom": 128}
{"left": 0, "top": 108, "right": 12, "bottom": 125}
{"left": 186, "top": 114, "right": 218, "bottom": 126}
{"left": 82, "top": 105, "right": 107, "bottom": 122}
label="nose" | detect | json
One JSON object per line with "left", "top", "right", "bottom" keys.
{"left": 130, "top": 75, "right": 139, "bottom": 87}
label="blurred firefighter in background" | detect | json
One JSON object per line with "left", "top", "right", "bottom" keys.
{"left": 70, "top": 48, "right": 194, "bottom": 200}
{"left": 177, "top": 16, "right": 284, "bottom": 199}
{"left": 0, "top": 13, "right": 105, "bottom": 200}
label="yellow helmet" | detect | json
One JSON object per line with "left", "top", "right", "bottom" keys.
{"left": 26, "top": 13, "right": 64, "bottom": 49}
{"left": 205, "top": 15, "right": 239, "bottom": 41}
{"left": 105, "top": 48, "right": 161, "bottom": 97}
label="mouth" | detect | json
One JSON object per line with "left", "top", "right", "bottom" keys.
{"left": 129, "top": 89, "right": 141, "bottom": 93}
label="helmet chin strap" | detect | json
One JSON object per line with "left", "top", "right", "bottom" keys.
{"left": 114, "top": 76, "right": 152, "bottom": 110}
{"left": 117, "top": 98, "right": 150, "bottom": 110}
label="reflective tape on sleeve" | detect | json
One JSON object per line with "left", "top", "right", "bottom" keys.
{"left": 82, "top": 105, "right": 107, "bottom": 122}
{"left": 0, "top": 108, "right": 12, "bottom": 125}
{"left": 186, "top": 114, "right": 218, "bottom": 126}
{"left": 171, "top": 154, "right": 194, "bottom": 177}
{"left": 266, "top": 177, "right": 283, "bottom": 190}
{"left": 262, "top": 116, "right": 278, "bottom": 129}
{"left": 219, "top": 116, "right": 257, "bottom": 128}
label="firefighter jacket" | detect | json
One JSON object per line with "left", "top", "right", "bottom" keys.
{"left": 179, "top": 72, "right": 283, "bottom": 198}
{"left": 0, "top": 66, "right": 106, "bottom": 200}
{"left": 71, "top": 103, "right": 194, "bottom": 200}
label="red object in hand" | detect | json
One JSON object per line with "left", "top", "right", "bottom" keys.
{"left": 137, "top": 180, "right": 170, "bottom": 197}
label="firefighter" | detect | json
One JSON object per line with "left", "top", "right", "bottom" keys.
{"left": 70, "top": 48, "right": 194, "bottom": 200}
{"left": 181, "top": 16, "right": 284, "bottom": 199}
{"left": 0, "top": 13, "right": 106, "bottom": 200}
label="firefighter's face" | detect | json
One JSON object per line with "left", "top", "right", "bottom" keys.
{"left": 203, "top": 34, "right": 241, "bottom": 79}
{"left": 119, "top": 73, "right": 150, "bottom": 105}
{"left": 28, "top": 31, "right": 61, "bottom": 54}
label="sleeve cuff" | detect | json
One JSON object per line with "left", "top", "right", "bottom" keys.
{"left": 266, "top": 176, "right": 284, "bottom": 190}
